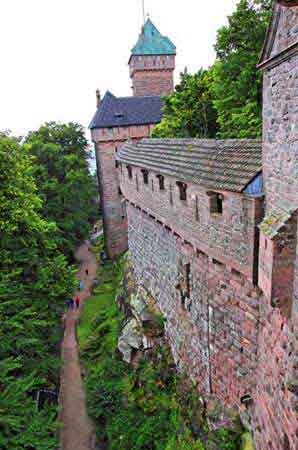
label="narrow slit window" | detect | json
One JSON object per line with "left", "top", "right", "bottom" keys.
{"left": 126, "top": 165, "right": 132, "bottom": 180}
{"left": 169, "top": 184, "right": 173, "bottom": 205}
{"left": 195, "top": 195, "right": 199, "bottom": 221}
{"left": 115, "top": 147, "right": 119, "bottom": 168}
{"left": 141, "top": 169, "right": 149, "bottom": 185}
{"left": 176, "top": 181, "right": 187, "bottom": 201}
{"left": 136, "top": 174, "right": 139, "bottom": 192}
{"left": 157, "top": 174, "right": 165, "bottom": 191}
{"left": 185, "top": 263, "right": 191, "bottom": 298}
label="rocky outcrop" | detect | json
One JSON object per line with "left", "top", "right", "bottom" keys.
{"left": 116, "top": 259, "right": 164, "bottom": 364}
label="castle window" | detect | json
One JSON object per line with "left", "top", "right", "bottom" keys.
{"left": 169, "top": 184, "right": 173, "bottom": 205}
{"left": 157, "top": 174, "right": 165, "bottom": 191}
{"left": 208, "top": 192, "right": 223, "bottom": 214}
{"left": 115, "top": 147, "right": 119, "bottom": 168}
{"left": 141, "top": 169, "right": 149, "bottom": 185}
{"left": 177, "top": 263, "right": 191, "bottom": 310}
{"left": 195, "top": 195, "right": 199, "bottom": 221}
{"left": 136, "top": 174, "right": 139, "bottom": 192}
{"left": 126, "top": 165, "right": 132, "bottom": 180}
{"left": 118, "top": 187, "right": 123, "bottom": 197}
{"left": 176, "top": 181, "right": 187, "bottom": 201}
{"left": 121, "top": 199, "right": 126, "bottom": 219}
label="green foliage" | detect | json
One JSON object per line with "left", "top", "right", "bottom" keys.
{"left": 0, "top": 134, "right": 77, "bottom": 449}
{"left": 152, "top": 69, "right": 218, "bottom": 139}
{"left": 211, "top": 0, "right": 271, "bottom": 138}
{"left": 79, "top": 247, "right": 242, "bottom": 450}
{"left": 25, "top": 122, "right": 97, "bottom": 259}
{"left": 153, "top": 0, "right": 273, "bottom": 140}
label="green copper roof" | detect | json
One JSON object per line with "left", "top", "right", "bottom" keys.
{"left": 131, "top": 19, "right": 176, "bottom": 56}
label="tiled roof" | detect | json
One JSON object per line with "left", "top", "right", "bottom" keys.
{"left": 117, "top": 138, "right": 262, "bottom": 193}
{"left": 89, "top": 91, "right": 163, "bottom": 129}
{"left": 131, "top": 19, "right": 176, "bottom": 56}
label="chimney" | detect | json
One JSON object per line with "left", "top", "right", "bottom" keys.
{"left": 96, "top": 89, "right": 101, "bottom": 108}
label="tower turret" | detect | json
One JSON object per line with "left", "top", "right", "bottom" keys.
{"left": 129, "top": 19, "right": 176, "bottom": 97}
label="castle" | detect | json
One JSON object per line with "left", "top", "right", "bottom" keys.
{"left": 92, "top": 2, "right": 298, "bottom": 449}
{"left": 90, "top": 19, "right": 176, "bottom": 259}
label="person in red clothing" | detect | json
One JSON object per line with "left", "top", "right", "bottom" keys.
{"left": 75, "top": 294, "right": 80, "bottom": 309}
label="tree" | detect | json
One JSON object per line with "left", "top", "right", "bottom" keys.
{"left": 211, "top": 0, "right": 272, "bottom": 138}
{"left": 152, "top": 69, "right": 218, "bottom": 139}
{"left": 0, "top": 134, "right": 76, "bottom": 449}
{"left": 26, "top": 122, "right": 97, "bottom": 259}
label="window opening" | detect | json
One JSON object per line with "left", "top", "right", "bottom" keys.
{"left": 169, "top": 184, "right": 173, "bottom": 205}
{"left": 157, "top": 174, "right": 165, "bottom": 191}
{"left": 141, "top": 169, "right": 149, "bottom": 184}
{"left": 208, "top": 192, "right": 224, "bottom": 214}
{"left": 195, "top": 195, "right": 199, "bottom": 221}
{"left": 176, "top": 181, "right": 187, "bottom": 201}
{"left": 126, "top": 165, "right": 132, "bottom": 180}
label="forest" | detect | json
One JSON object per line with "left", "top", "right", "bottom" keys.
{"left": 0, "top": 123, "right": 97, "bottom": 449}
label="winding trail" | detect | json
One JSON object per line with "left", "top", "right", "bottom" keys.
{"left": 59, "top": 239, "right": 98, "bottom": 450}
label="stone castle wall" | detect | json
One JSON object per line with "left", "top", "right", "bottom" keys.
{"left": 120, "top": 164, "right": 263, "bottom": 281}
{"left": 92, "top": 124, "right": 155, "bottom": 259}
{"left": 262, "top": 52, "right": 298, "bottom": 214}
{"left": 131, "top": 70, "right": 174, "bottom": 97}
{"left": 129, "top": 54, "right": 175, "bottom": 97}
{"left": 127, "top": 202, "right": 260, "bottom": 408}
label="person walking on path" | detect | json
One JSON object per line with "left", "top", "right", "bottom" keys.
{"left": 66, "top": 298, "right": 74, "bottom": 309}
{"left": 79, "top": 280, "right": 84, "bottom": 291}
{"left": 75, "top": 294, "right": 81, "bottom": 309}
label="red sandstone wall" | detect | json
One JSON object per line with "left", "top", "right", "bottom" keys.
{"left": 254, "top": 6, "right": 298, "bottom": 449}
{"left": 129, "top": 54, "right": 175, "bottom": 97}
{"left": 127, "top": 202, "right": 260, "bottom": 411}
{"left": 132, "top": 70, "right": 174, "bottom": 96}
{"left": 91, "top": 124, "right": 153, "bottom": 259}
{"left": 119, "top": 164, "right": 263, "bottom": 281}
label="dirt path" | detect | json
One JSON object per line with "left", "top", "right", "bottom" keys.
{"left": 59, "top": 238, "right": 99, "bottom": 450}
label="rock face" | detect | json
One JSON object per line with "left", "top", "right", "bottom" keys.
{"left": 117, "top": 284, "right": 164, "bottom": 364}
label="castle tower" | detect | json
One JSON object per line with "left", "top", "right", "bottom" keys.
{"left": 253, "top": 3, "right": 298, "bottom": 449}
{"left": 90, "top": 21, "right": 175, "bottom": 260}
{"left": 257, "top": 1, "right": 298, "bottom": 314}
{"left": 129, "top": 19, "right": 176, "bottom": 97}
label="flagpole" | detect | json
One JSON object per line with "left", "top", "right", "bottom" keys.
{"left": 142, "top": 0, "right": 145, "bottom": 25}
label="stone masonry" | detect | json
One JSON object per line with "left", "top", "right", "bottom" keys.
{"left": 90, "top": 20, "right": 176, "bottom": 259}
{"left": 115, "top": 3, "right": 298, "bottom": 449}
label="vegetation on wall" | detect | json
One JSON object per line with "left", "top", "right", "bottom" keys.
{"left": 153, "top": 0, "right": 273, "bottom": 140}
{"left": 78, "top": 241, "right": 245, "bottom": 450}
